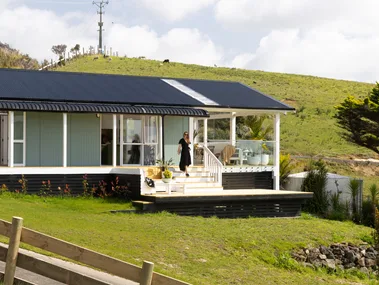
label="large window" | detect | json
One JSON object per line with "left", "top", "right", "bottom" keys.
{"left": 120, "top": 115, "right": 158, "bottom": 166}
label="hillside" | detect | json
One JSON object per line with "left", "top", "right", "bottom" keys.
{"left": 0, "top": 42, "right": 39, "bottom": 70}
{"left": 57, "top": 56, "right": 375, "bottom": 158}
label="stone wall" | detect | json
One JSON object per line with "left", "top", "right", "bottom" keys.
{"left": 292, "top": 243, "right": 378, "bottom": 275}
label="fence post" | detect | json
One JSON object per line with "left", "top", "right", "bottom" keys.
{"left": 4, "top": 217, "right": 23, "bottom": 285}
{"left": 140, "top": 261, "right": 154, "bottom": 285}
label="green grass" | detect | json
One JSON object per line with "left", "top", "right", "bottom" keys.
{"left": 0, "top": 194, "right": 376, "bottom": 285}
{"left": 57, "top": 56, "right": 375, "bottom": 158}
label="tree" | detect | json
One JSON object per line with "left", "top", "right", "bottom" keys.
{"left": 236, "top": 115, "right": 273, "bottom": 140}
{"left": 73, "top": 44, "right": 80, "bottom": 56}
{"left": 335, "top": 83, "right": 379, "bottom": 154}
{"left": 51, "top": 44, "right": 67, "bottom": 58}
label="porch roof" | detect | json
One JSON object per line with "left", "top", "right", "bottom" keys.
{"left": 0, "top": 68, "right": 294, "bottom": 112}
{"left": 0, "top": 100, "right": 209, "bottom": 117}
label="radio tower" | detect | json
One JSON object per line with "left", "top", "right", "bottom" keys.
{"left": 93, "top": 0, "right": 109, "bottom": 54}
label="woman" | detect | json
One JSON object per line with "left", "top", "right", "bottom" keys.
{"left": 128, "top": 134, "right": 140, "bottom": 164}
{"left": 178, "top": 131, "right": 191, "bottom": 176}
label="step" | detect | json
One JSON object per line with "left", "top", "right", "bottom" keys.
{"left": 132, "top": 200, "right": 155, "bottom": 211}
{"left": 171, "top": 185, "right": 224, "bottom": 194}
{"left": 173, "top": 176, "right": 214, "bottom": 183}
{"left": 154, "top": 181, "right": 221, "bottom": 188}
{"left": 172, "top": 171, "right": 212, "bottom": 177}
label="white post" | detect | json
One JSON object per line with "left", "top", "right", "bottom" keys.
{"left": 274, "top": 113, "right": 280, "bottom": 190}
{"left": 120, "top": 115, "right": 123, "bottom": 166}
{"left": 113, "top": 114, "right": 117, "bottom": 167}
{"left": 158, "top": 116, "right": 163, "bottom": 160}
{"left": 8, "top": 111, "right": 14, "bottom": 168}
{"left": 230, "top": 112, "right": 236, "bottom": 146}
{"left": 203, "top": 118, "right": 208, "bottom": 166}
{"left": 63, "top": 113, "right": 67, "bottom": 167}
{"left": 189, "top": 117, "right": 194, "bottom": 165}
{"left": 22, "top": 112, "right": 26, "bottom": 167}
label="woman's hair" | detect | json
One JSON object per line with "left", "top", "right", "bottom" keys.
{"left": 183, "top": 131, "right": 189, "bottom": 137}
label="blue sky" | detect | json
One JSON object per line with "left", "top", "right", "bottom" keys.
{"left": 1, "top": 0, "right": 379, "bottom": 83}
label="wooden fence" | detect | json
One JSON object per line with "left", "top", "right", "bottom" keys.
{"left": 0, "top": 217, "right": 191, "bottom": 285}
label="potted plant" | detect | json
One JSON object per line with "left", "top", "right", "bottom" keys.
{"left": 162, "top": 168, "right": 173, "bottom": 183}
{"left": 156, "top": 158, "right": 173, "bottom": 172}
{"left": 261, "top": 143, "right": 270, "bottom": 166}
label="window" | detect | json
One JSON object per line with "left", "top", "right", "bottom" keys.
{"left": 13, "top": 111, "right": 25, "bottom": 166}
{"left": 120, "top": 115, "right": 158, "bottom": 166}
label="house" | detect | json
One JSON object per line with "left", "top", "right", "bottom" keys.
{"left": 0, "top": 68, "right": 312, "bottom": 217}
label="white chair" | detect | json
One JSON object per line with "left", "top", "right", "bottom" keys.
{"left": 229, "top": 148, "right": 244, "bottom": 165}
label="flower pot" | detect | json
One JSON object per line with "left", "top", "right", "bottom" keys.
{"left": 247, "top": 155, "right": 260, "bottom": 165}
{"left": 261, "top": 154, "right": 269, "bottom": 165}
{"left": 162, "top": 178, "right": 172, "bottom": 183}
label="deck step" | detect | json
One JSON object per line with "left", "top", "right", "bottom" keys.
{"left": 132, "top": 200, "right": 155, "bottom": 211}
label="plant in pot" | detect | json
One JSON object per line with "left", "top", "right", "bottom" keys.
{"left": 156, "top": 158, "right": 174, "bottom": 172}
{"left": 261, "top": 143, "right": 270, "bottom": 166}
{"left": 162, "top": 168, "right": 173, "bottom": 183}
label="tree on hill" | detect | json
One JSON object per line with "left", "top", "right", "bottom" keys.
{"left": 51, "top": 44, "right": 67, "bottom": 58}
{"left": 70, "top": 44, "right": 80, "bottom": 57}
{"left": 334, "top": 83, "right": 379, "bottom": 154}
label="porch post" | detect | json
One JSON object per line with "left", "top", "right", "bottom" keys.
{"left": 230, "top": 112, "right": 236, "bottom": 146}
{"left": 189, "top": 117, "right": 194, "bottom": 164}
{"left": 274, "top": 113, "right": 280, "bottom": 190}
{"left": 158, "top": 116, "right": 163, "bottom": 160}
{"left": 8, "top": 111, "right": 14, "bottom": 168}
{"left": 63, "top": 113, "right": 67, "bottom": 167}
{"left": 112, "top": 114, "right": 117, "bottom": 167}
{"left": 203, "top": 118, "right": 208, "bottom": 147}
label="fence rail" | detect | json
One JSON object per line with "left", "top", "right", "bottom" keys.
{"left": 203, "top": 146, "right": 223, "bottom": 185}
{"left": 0, "top": 217, "right": 190, "bottom": 285}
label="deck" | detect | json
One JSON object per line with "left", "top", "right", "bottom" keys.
{"left": 135, "top": 189, "right": 313, "bottom": 218}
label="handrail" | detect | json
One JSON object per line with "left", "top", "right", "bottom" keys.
{"left": 203, "top": 146, "right": 223, "bottom": 185}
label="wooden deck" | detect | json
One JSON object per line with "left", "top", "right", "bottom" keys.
{"left": 135, "top": 190, "right": 313, "bottom": 218}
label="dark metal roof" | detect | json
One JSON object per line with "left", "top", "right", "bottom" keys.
{"left": 0, "top": 68, "right": 294, "bottom": 111}
{"left": 0, "top": 100, "right": 209, "bottom": 117}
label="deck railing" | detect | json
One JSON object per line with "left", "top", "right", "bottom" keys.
{"left": 203, "top": 146, "right": 223, "bottom": 185}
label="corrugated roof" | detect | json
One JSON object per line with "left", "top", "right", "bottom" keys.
{"left": 0, "top": 100, "right": 209, "bottom": 117}
{"left": 0, "top": 68, "right": 295, "bottom": 111}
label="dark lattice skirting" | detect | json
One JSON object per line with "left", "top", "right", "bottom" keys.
{"left": 140, "top": 192, "right": 312, "bottom": 218}
{"left": 0, "top": 173, "right": 141, "bottom": 198}
{"left": 222, "top": 172, "right": 273, "bottom": 190}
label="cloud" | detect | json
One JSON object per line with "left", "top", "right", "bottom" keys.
{"left": 0, "top": 5, "right": 224, "bottom": 68}
{"left": 231, "top": 28, "right": 379, "bottom": 82}
{"left": 138, "top": 0, "right": 217, "bottom": 22}
{"left": 0, "top": 0, "right": 10, "bottom": 15}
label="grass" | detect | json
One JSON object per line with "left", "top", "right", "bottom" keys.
{"left": 0, "top": 194, "right": 376, "bottom": 285}
{"left": 57, "top": 56, "right": 375, "bottom": 158}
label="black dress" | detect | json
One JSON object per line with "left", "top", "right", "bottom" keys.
{"left": 179, "top": 138, "right": 191, "bottom": 171}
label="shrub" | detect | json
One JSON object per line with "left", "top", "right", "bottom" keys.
{"left": 279, "top": 153, "right": 295, "bottom": 189}
{"left": 301, "top": 159, "right": 329, "bottom": 216}
{"left": 18, "top": 174, "right": 28, "bottom": 194}
{"left": 0, "top": 184, "right": 8, "bottom": 194}
{"left": 39, "top": 180, "right": 52, "bottom": 197}
{"left": 372, "top": 208, "right": 379, "bottom": 248}
{"left": 361, "top": 199, "right": 375, "bottom": 227}
{"left": 327, "top": 191, "right": 349, "bottom": 221}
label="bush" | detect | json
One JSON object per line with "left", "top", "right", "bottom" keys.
{"left": 327, "top": 192, "right": 349, "bottom": 221}
{"left": 361, "top": 199, "right": 375, "bottom": 227}
{"left": 301, "top": 159, "right": 329, "bottom": 216}
{"left": 279, "top": 153, "right": 295, "bottom": 189}
{"left": 349, "top": 179, "right": 361, "bottom": 223}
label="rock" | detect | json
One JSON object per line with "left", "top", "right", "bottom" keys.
{"left": 367, "top": 247, "right": 377, "bottom": 255}
{"left": 366, "top": 258, "right": 376, "bottom": 267}
{"left": 337, "top": 265, "right": 345, "bottom": 271}
{"left": 325, "top": 259, "right": 336, "bottom": 270}
{"left": 305, "top": 249, "right": 309, "bottom": 255}
{"left": 358, "top": 257, "right": 365, "bottom": 267}
{"left": 365, "top": 252, "right": 376, "bottom": 259}
{"left": 344, "top": 263, "right": 355, "bottom": 269}
{"left": 312, "top": 260, "right": 323, "bottom": 268}
{"left": 345, "top": 251, "right": 357, "bottom": 263}
{"left": 326, "top": 252, "right": 335, "bottom": 259}
{"left": 320, "top": 245, "right": 329, "bottom": 255}
{"left": 360, "top": 249, "right": 366, "bottom": 256}
{"left": 319, "top": 254, "right": 327, "bottom": 260}
{"left": 333, "top": 248, "right": 344, "bottom": 256}
{"left": 360, "top": 267, "right": 369, "bottom": 275}
{"left": 293, "top": 253, "right": 306, "bottom": 262}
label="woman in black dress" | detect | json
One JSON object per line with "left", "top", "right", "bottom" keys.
{"left": 178, "top": 131, "right": 191, "bottom": 176}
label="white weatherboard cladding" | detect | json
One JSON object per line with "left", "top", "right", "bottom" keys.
{"left": 162, "top": 79, "right": 219, "bottom": 106}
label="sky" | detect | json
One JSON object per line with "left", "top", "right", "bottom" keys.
{"left": 0, "top": 0, "right": 379, "bottom": 83}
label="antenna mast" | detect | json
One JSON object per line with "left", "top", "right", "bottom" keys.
{"left": 93, "top": 0, "right": 109, "bottom": 54}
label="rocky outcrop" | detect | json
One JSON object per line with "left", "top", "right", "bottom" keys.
{"left": 292, "top": 243, "right": 378, "bottom": 274}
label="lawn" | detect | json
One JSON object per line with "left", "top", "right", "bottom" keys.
{"left": 0, "top": 194, "right": 376, "bottom": 285}
{"left": 57, "top": 56, "right": 376, "bottom": 159}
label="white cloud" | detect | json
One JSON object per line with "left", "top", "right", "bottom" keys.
{"left": 232, "top": 28, "right": 379, "bottom": 82}
{"left": 138, "top": 0, "right": 217, "bottom": 22}
{"left": 0, "top": 5, "right": 224, "bottom": 68}
{"left": 0, "top": 0, "right": 10, "bottom": 15}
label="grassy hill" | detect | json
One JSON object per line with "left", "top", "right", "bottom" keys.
{"left": 57, "top": 56, "right": 375, "bottom": 159}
